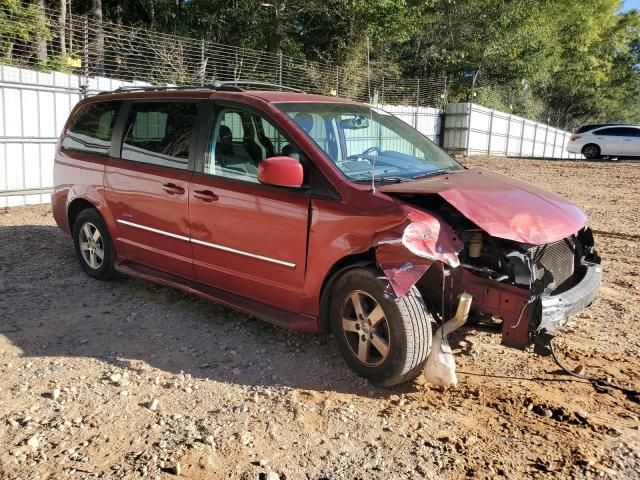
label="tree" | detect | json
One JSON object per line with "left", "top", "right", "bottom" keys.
{"left": 92, "top": 0, "right": 104, "bottom": 75}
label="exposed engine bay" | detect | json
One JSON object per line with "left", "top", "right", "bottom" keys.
{"left": 390, "top": 194, "right": 602, "bottom": 348}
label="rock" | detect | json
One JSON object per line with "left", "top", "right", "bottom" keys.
{"left": 574, "top": 364, "right": 586, "bottom": 375}
{"left": 148, "top": 399, "right": 159, "bottom": 411}
{"left": 51, "top": 388, "right": 61, "bottom": 401}
{"left": 26, "top": 436, "right": 40, "bottom": 450}
{"left": 204, "top": 435, "right": 215, "bottom": 446}
{"left": 258, "top": 458, "right": 267, "bottom": 467}
{"left": 119, "top": 378, "right": 130, "bottom": 387}
{"left": 109, "top": 373, "right": 122, "bottom": 383}
{"left": 575, "top": 410, "right": 589, "bottom": 422}
{"left": 171, "top": 462, "right": 181, "bottom": 475}
{"left": 265, "top": 471, "right": 280, "bottom": 480}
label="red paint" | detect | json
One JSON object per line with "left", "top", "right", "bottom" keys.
{"left": 52, "top": 88, "right": 594, "bottom": 350}
{"left": 375, "top": 207, "right": 463, "bottom": 296}
{"left": 257, "top": 156, "right": 304, "bottom": 187}
{"left": 379, "top": 169, "right": 587, "bottom": 244}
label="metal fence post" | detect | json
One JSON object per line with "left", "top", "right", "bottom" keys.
{"left": 465, "top": 103, "right": 472, "bottom": 156}
{"left": 443, "top": 74, "right": 448, "bottom": 106}
{"left": 278, "top": 53, "right": 283, "bottom": 85}
{"left": 533, "top": 124, "right": 538, "bottom": 156}
{"left": 487, "top": 110, "right": 494, "bottom": 155}
{"left": 82, "top": 16, "right": 89, "bottom": 98}
{"left": 504, "top": 114, "right": 512, "bottom": 156}
{"left": 552, "top": 129, "right": 558, "bottom": 159}
{"left": 414, "top": 79, "right": 420, "bottom": 129}
{"left": 335, "top": 66, "right": 339, "bottom": 95}
{"left": 518, "top": 119, "right": 525, "bottom": 157}
{"left": 543, "top": 125, "right": 549, "bottom": 158}
{"left": 200, "top": 39, "right": 205, "bottom": 85}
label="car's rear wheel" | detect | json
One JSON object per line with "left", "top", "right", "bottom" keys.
{"left": 330, "top": 266, "right": 432, "bottom": 387}
{"left": 582, "top": 143, "right": 601, "bottom": 160}
{"left": 73, "top": 208, "right": 116, "bottom": 280}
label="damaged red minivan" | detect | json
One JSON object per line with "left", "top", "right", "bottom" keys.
{"left": 52, "top": 83, "right": 602, "bottom": 386}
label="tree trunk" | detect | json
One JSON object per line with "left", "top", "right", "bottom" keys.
{"left": 92, "top": 0, "right": 105, "bottom": 75}
{"left": 59, "top": 0, "right": 67, "bottom": 57}
{"left": 34, "top": 0, "right": 48, "bottom": 64}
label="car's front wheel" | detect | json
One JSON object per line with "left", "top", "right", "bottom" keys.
{"left": 72, "top": 208, "right": 117, "bottom": 280}
{"left": 582, "top": 143, "right": 601, "bottom": 160}
{"left": 330, "top": 267, "right": 432, "bottom": 387}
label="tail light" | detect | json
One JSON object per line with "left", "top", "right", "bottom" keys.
{"left": 570, "top": 135, "right": 581, "bottom": 141}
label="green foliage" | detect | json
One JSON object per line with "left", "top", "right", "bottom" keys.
{"left": 0, "top": 0, "right": 51, "bottom": 61}
{"left": 2, "top": 0, "right": 640, "bottom": 127}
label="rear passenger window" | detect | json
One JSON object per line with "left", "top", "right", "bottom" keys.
{"left": 62, "top": 101, "right": 120, "bottom": 154}
{"left": 595, "top": 127, "right": 627, "bottom": 136}
{"left": 121, "top": 102, "right": 198, "bottom": 169}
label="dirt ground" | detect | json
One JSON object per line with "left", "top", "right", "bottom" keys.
{"left": 0, "top": 156, "right": 639, "bottom": 480}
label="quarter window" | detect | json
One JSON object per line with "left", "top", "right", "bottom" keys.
{"left": 121, "top": 102, "right": 198, "bottom": 169}
{"left": 62, "top": 101, "right": 120, "bottom": 154}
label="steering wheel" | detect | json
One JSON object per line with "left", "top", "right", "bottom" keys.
{"left": 347, "top": 146, "right": 382, "bottom": 161}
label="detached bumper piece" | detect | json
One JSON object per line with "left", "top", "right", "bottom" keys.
{"left": 538, "top": 262, "right": 602, "bottom": 334}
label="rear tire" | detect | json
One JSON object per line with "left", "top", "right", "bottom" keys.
{"left": 330, "top": 266, "right": 432, "bottom": 387}
{"left": 582, "top": 143, "right": 601, "bottom": 160}
{"left": 72, "top": 208, "right": 117, "bottom": 280}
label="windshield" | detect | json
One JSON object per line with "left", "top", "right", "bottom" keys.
{"left": 276, "top": 102, "right": 463, "bottom": 183}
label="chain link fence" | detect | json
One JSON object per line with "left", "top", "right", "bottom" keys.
{"left": 1, "top": 6, "right": 460, "bottom": 108}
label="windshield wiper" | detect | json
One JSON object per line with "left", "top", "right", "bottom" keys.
{"left": 410, "top": 169, "right": 450, "bottom": 180}
{"left": 351, "top": 175, "right": 409, "bottom": 184}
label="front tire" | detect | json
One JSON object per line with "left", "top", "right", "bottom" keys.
{"left": 582, "top": 143, "right": 601, "bottom": 160}
{"left": 72, "top": 208, "right": 117, "bottom": 280}
{"left": 330, "top": 267, "right": 432, "bottom": 387}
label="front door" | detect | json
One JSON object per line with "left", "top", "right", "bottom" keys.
{"left": 621, "top": 127, "right": 640, "bottom": 157}
{"left": 105, "top": 100, "right": 200, "bottom": 279}
{"left": 189, "top": 102, "right": 310, "bottom": 312}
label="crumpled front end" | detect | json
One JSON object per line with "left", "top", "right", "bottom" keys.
{"left": 444, "top": 226, "right": 601, "bottom": 348}
{"left": 374, "top": 208, "right": 462, "bottom": 297}
{"left": 371, "top": 201, "right": 602, "bottom": 349}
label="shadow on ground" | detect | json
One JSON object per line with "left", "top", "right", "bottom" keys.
{"left": 0, "top": 224, "right": 450, "bottom": 398}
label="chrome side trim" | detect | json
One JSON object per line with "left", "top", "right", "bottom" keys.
{"left": 191, "top": 238, "right": 296, "bottom": 268}
{"left": 116, "top": 218, "right": 296, "bottom": 269}
{"left": 117, "top": 219, "right": 191, "bottom": 242}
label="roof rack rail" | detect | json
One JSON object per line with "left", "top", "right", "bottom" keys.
{"left": 212, "top": 81, "right": 305, "bottom": 93}
{"left": 102, "top": 81, "right": 305, "bottom": 95}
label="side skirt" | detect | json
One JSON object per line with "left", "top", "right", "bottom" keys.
{"left": 115, "top": 260, "right": 319, "bottom": 333}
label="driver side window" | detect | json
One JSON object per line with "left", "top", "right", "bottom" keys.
{"left": 205, "top": 107, "right": 299, "bottom": 183}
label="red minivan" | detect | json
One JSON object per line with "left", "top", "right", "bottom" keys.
{"left": 52, "top": 82, "right": 602, "bottom": 386}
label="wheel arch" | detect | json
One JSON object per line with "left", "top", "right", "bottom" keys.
{"left": 581, "top": 142, "right": 601, "bottom": 159}
{"left": 318, "top": 249, "right": 377, "bottom": 333}
{"left": 68, "top": 197, "right": 99, "bottom": 233}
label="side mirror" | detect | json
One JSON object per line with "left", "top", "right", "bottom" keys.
{"left": 257, "top": 156, "right": 304, "bottom": 188}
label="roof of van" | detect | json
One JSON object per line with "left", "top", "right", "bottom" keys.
{"left": 93, "top": 86, "right": 358, "bottom": 104}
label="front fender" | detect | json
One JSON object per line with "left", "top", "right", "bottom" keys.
{"left": 375, "top": 207, "right": 462, "bottom": 296}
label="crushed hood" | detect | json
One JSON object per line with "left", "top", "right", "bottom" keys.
{"left": 379, "top": 169, "right": 587, "bottom": 245}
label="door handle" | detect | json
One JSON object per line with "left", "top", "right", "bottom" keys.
{"left": 161, "top": 183, "right": 185, "bottom": 195}
{"left": 193, "top": 189, "right": 218, "bottom": 202}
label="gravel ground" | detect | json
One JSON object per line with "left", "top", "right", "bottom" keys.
{"left": 0, "top": 156, "right": 639, "bottom": 479}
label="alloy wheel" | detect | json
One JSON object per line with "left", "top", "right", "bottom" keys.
{"left": 340, "top": 290, "right": 391, "bottom": 367}
{"left": 78, "top": 222, "right": 105, "bottom": 270}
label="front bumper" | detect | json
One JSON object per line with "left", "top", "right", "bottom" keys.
{"left": 537, "top": 262, "right": 602, "bottom": 334}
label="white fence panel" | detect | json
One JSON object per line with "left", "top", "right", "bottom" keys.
{"left": 0, "top": 65, "right": 150, "bottom": 207}
{"left": 443, "top": 103, "right": 580, "bottom": 159}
